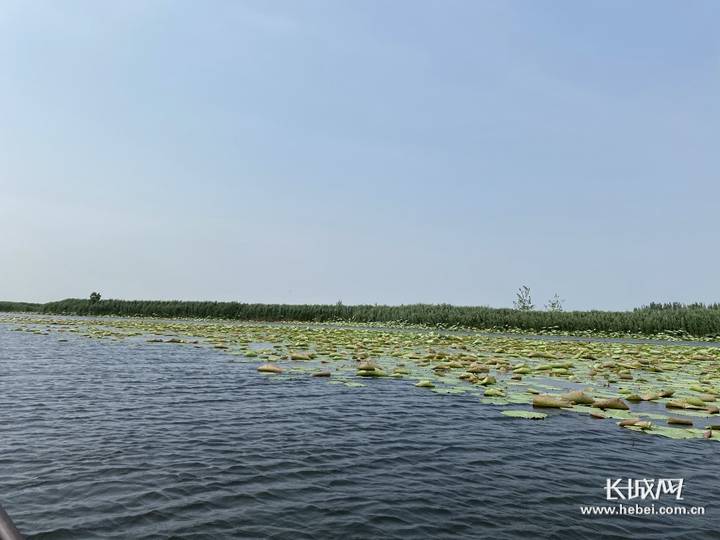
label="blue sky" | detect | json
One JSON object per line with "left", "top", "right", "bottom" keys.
{"left": 1, "top": 1, "right": 718, "bottom": 310}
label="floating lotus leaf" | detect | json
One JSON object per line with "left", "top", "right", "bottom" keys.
{"left": 570, "top": 406, "right": 636, "bottom": 419}
{"left": 257, "top": 364, "right": 283, "bottom": 374}
{"left": 357, "top": 368, "right": 385, "bottom": 377}
{"left": 636, "top": 426, "right": 709, "bottom": 440}
{"left": 8, "top": 312, "right": 720, "bottom": 441}
{"left": 532, "top": 395, "right": 570, "bottom": 408}
{"left": 467, "top": 363, "right": 490, "bottom": 373}
{"left": 686, "top": 396, "right": 707, "bottom": 408}
{"left": 592, "top": 398, "right": 629, "bottom": 410}
{"left": 668, "top": 417, "right": 693, "bottom": 426}
{"left": 357, "top": 361, "right": 378, "bottom": 371}
{"left": 562, "top": 390, "right": 594, "bottom": 405}
{"left": 505, "top": 392, "right": 533, "bottom": 404}
{"left": 666, "top": 400, "right": 688, "bottom": 409}
{"left": 289, "top": 352, "right": 314, "bottom": 360}
{"left": 502, "top": 410, "right": 547, "bottom": 420}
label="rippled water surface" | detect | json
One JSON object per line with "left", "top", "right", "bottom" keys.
{"left": 1, "top": 324, "right": 719, "bottom": 539}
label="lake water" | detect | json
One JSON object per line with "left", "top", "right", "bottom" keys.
{"left": 1, "top": 323, "right": 719, "bottom": 539}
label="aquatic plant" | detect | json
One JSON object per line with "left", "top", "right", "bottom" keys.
{"left": 502, "top": 410, "right": 547, "bottom": 420}
{"left": 5, "top": 298, "right": 720, "bottom": 338}
{"left": 5, "top": 314, "right": 720, "bottom": 441}
{"left": 257, "top": 364, "right": 283, "bottom": 374}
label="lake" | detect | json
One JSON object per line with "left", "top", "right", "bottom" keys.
{"left": 1, "top": 319, "right": 719, "bottom": 539}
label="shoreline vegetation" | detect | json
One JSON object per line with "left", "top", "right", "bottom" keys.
{"left": 1, "top": 298, "right": 719, "bottom": 340}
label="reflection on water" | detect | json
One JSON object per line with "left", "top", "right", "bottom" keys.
{"left": 1, "top": 326, "right": 719, "bottom": 539}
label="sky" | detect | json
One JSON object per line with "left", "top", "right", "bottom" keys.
{"left": 1, "top": 0, "right": 718, "bottom": 310}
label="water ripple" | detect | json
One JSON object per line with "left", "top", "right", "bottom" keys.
{"left": 1, "top": 326, "right": 719, "bottom": 539}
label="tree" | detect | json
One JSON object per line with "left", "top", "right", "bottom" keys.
{"left": 545, "top": 293, "right": 564, "bottom": 312}
{"left": 89, "top": 292, "right": 102, "bottom": 304}
{"left": 513, "top": 285, "right": 534, "bottom": 311}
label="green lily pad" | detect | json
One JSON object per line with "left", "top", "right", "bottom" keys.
{"left": 502, "top": 410, "right": 547, "bottom": 420}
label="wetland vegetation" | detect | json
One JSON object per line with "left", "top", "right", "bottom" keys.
{"left": 0, "top": 301, "right": 42, "bottom": 312}
{"left": 2, "top": 298, "right": 720, "bottom": 339}
{"left": 5, "top": 313, "right": 720, "bottom": 442}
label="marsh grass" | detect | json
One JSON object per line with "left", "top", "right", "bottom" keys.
{"left": 2, "top": 299, "right": 720, "bottom": 338}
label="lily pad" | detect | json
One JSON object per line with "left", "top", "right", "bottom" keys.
{"left": 502, "top": 410, "right": 547, "bottom": 420}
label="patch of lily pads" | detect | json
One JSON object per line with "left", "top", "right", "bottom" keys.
{"left": 4, "top": 313, "right": 720, "bottom": 441}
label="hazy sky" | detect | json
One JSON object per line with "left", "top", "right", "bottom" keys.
{"left": 1, "top": 1, "right": 718, "bottom": 310}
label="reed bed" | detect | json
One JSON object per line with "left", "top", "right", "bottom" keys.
{"left": 3, "top": 299, "right": 718, "bottom": 338}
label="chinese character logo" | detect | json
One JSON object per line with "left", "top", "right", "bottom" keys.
{"left": 605, "top": 478, "right": 684, "bottom": 501}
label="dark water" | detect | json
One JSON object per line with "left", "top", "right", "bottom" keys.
{"left": 1, "top": 326, "right": 719, "bottom": 539}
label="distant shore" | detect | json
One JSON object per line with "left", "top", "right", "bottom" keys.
{"left": 1, "top": 298, "right": 719, "bottom": 340}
